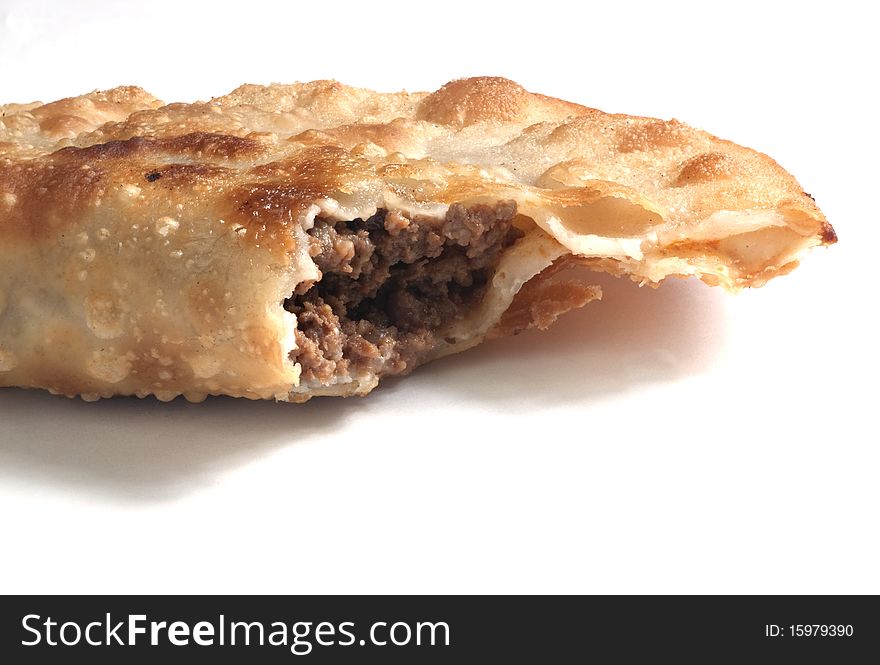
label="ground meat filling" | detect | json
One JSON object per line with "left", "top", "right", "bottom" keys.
{"left": 285, "top": 201, "right": 523, "bottom": 385}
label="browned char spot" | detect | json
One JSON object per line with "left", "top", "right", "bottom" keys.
{"left": 617, "top": 119, "right": 685, "bottom": 153}
{"left": 225, "top": 146, "right": 377, "bottom": 247}
{"left": 673, "top": 152, "right": 737, "bottom": 187}
{"left": 155, "top": 131, "right": 263, "bottom": 160}
{"left": 820, "top": 221, "right": 838, "bottom": 244}
{"left": 52, "top": 131, "right": 263, "bottom": 164}
{"left": 148, "top": 162, "right": 230, "bottom": 185}
{"left": 417, "top": 76, "right": 530, "bottom": 128}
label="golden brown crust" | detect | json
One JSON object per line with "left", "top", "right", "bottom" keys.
{"left": 490, "top": 260, "right": 602, "bottom": 339}
{"left": 0, "top": 77, "right": 834, "bottom": 401}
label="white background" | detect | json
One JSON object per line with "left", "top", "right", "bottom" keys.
{"left": 1, "top": 0, "right": 877, "bottom": 594}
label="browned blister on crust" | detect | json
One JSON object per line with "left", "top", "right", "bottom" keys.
{"left": 0, "top": 77, "right": 834, "bottom": 401}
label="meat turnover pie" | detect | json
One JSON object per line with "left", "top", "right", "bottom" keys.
{"left": 0, "top": 77, "right": 835, "bottom": 401}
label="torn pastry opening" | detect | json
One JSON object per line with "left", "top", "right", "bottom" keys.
{"left": 282, "top": 190, "right": 831, "bottom": 393}
{"left": 285, "top": 201, "right": 532, "bottom": 388}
